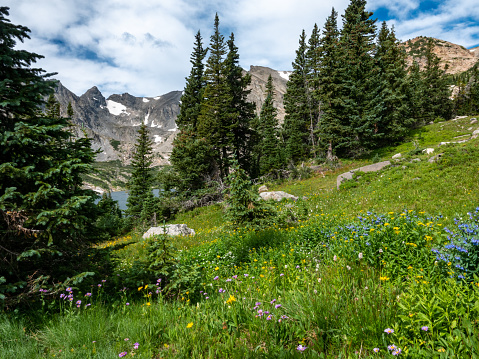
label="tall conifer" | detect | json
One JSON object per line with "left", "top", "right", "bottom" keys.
{"left": 283, "top": 30, "right": 311, "bottom": 163}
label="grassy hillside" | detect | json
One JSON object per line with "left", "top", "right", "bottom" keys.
{"left": 2, "top": 116, "right": 479, "bottom": 358}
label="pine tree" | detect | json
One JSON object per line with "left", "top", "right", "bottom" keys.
{"left": 254, "top": 75, "right": 283, "bottom": 176}
{"left": 224, "top": 33, "right": 256, "bottom": 174}
{"left": 0, "top": 7, "right": 98, "bottom": 303}
{"left": 171, "top": 31, "right": 212, "bottom": 191}
{"left": 283, "top": 30, "right": 311, "bottom": 163}
{"left": 368, "top": 22, "right": 411, "bottom": 147}
{"left": 175, "top": 31, "right": 208, "bottom": 132}
{"left": 316, "top": 7, "right": 343, "bottom": 157}
{"left": 126, "top": 123, "right": 154, "bottom": 219}
{"left": 337, "top": 0, "right": 377, "bottom": 156}
{"left": 305, "top": 23, "right": 321, "bottom": 157}
{"left": 197, "top": 14, "right": 230, "bottom": 180}
{"left": 422, "top": 38, "right": 453, "bottom": 121}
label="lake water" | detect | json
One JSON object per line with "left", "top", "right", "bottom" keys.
{"left": 95, "top": 189, "right": 160, "bottom": 211}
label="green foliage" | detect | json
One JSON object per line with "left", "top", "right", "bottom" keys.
{"left": 0, "top": 7, "right": 99, "bottom": 305}
{"left": 224, "top": 158, "right": 276, "bottom": 229}
{"left": 126, "top": 124, "right": 154, "bottom": 219}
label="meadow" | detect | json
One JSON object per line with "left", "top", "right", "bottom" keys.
{"left": 2, "top": 116, "right": 479, "bottom": 358}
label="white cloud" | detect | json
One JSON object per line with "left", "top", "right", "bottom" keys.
{"left": 3, "top": 0, "right": 478, "bottom": 98}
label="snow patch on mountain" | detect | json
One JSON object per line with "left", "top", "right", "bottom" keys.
{"left": 143, "top": 98, "right": 150, "bottom": 103}
{"left": 107, "top": 100, "right": 128, "bottom": 116}
{"left": 153, "top": 135, "right": 163, "bottom": 143}
{"left": 154, "top": 96, "right": 162, "bottom": 100}
{"left": 278, "top": 71, "right": 291, "bottom": 81}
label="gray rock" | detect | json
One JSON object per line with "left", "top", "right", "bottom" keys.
{"left": 392, "top": 153, "right": 402, "bottom": 159}
{"left": 259, "top": 191, "right": 298, "bottom": 201}
{"left": 411, "top": 158, "right": 421, "bottom": 162}
{"left": 470, "top": 118, "right": 477, "bottom": 124}
{"left": 258, "top": 185, "right": 269, "bottom": 193}
{"left": 143, "top": 224, "right": 195, "bottom": 238}
{"left": 336, "top": 161, "right": 391, "bottom": 189}
{"left": 423, "top": 148, "right": 434, "bottom": 154}
{"left": 439, "top": 142, "right": 451, "bottom": 146}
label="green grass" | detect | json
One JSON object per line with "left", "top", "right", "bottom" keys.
{"left": 3, "top": 116, "right": 479, "bottom": 358}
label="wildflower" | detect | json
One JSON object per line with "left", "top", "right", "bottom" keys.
{"left": 186, "top": 322, "right": 194, "bottom": 328}
{"left": 126, "top": 302, "right": 130, "bottom": 306}
{"left": 270, "top": 299, "right": 276, "bottom": 304}
{"left": 384, "top": 328, "right": 394, "bottom": 334}
{"left": 213, "top": 276, "right": 219, "bottom": 280}
{"left": 387, "top": 344, "right": 396, "bottom": 351}
{"left": 76, "top": 300, "right": 81, "bottom": 305}
{"left": 373, "top": 348, "right": 379, "bottom": 353}
{"left": 146, "top": 302, "right": 151, "bottom": 306}
{"left": 297, "top": 344, "right": 307, "bottom": 352}
{"left": 85, "top": 293, "right": 92, "bottom": 297}
{"left": 98, "top": 284, "right": 102, "bottom": 287}
{"left": 102, "top": 279, "right": 106, "bottom": 283}
{"left": 232, "top": 275, "right": 238, "bottom": 279}
{"left": 392, "top": 348, "right": 402, "bottom": 356}
{"left": 119, "top": 352, "right": 127, "bottom": 357}
{"left": 133, "top": 343, "right": 139, "bottom": 349}
{"left": 437, "top": 348, "right": 446, "bottom": 352}
{"left": 421, "top": 326, "right": 429, "bottom": 331}
{"left": 296, "top": 265, "right": 300, "bottom": 269}
{"left": 218, "top": 288, "right": 225, "bottom": 293}
{"left": 124, "top": 338, "right": 129, "bottom": 341}
{"left": 244, "top": 274, "right": 249, "bottom": 277}
{"left": 66, "top": 287, "right": 72, "bottom": 292}
{"left": 280, "top": 273, "right": 284, "bottom": 276}
{"left": 346, "top": 265, "right": 351, "bottom": 270}
{"left": 226, "top": 295, "right": 236, "bottom": 304}
{"left": 255, "top": 302, "right": 262, "bottom": 306}
{"left": 275, "top": 304, "right": 282, "bottom": 309}
{"left": 358, "top": 252, "right": 363, "bottom": 259}
{"left": 333, "top": 255, "right": 337, "bottom": 261}
{"left": 266, "top": 315, "right": 272, "bottom": 320}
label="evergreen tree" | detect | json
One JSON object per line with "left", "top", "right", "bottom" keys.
{"left": 175, "top": 31, "right": 208, "bottom": 132}
{"left": 283, "top": 30, "right": 311, "bottom": 163}
{"left": 0, "top": 7, "right": 98, "bottom": 303}
{"left": 422, "top": 38, "right": 453, "bottom": 121}
{"left": 368, "top": 22, "right": 411, "bottom": 146}
{"left": 224, "top": 33, "right": 256, "bottom": 174}
{"left": 305, "top": 23, "right": 321, "bottom": 157}
{"left": 336, "top": 0, "right": 377, "bottom": 156}
{"left": 316, "top": 7, "right": 343, "bottom": 156}
{"left": 126, "top": 123, "right": 154, "bottom": 219}
{"left": 254, "top": 75, "right": 283, "bottom": 176}
{"left": 171, "top": 31, "right": 212, "bottom": 191}
{"left": 197, "top": 14, "right": 230, "bottom": 180}
{"left": 407, "top": 60, "right": 427, "bottom": 125}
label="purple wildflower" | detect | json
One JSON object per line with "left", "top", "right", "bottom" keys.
{"left": 373, "top": 348, "right": 379, "bottom": 353}
{"left": 421, "top": 326, "right": 429, "bottom": 331}
{"left": 133, "top": 342, "right": 139, "bottom": 349}
{"left": 384, "top": 328, "right": 394, "bottom": 334}
{"left": 297, "top": 344, "right": 307, "bottom": 352}
{"left": 275, "top": 304, "right": 282, "bottom": 309}
{"left": 214, "top": 276, "right": 219, "bottom": 280}
{"left": 119, "top": 352, "right": 127, "bottom": 357}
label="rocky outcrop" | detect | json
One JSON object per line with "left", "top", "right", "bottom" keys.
{"left": 142, "top": 224, "right": 195, "bottom": 238}
{"left": 403, "top": 37, "right": 478, "bottom": 74}
{"left": 259, "top": 191, "right": 298, "bottom": 201}
{"left": 337, "top": 161, "right": 391, "bottom": 189}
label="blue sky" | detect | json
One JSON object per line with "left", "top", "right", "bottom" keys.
{"left": 4, "top": 0, "right": 478, "bottom": 97}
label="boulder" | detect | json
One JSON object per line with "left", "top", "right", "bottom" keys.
{"left": 336, "top": 161, "right": 391, "bottom": 189}
{"left": 258, "top": 185, "right": 269, "bottom": 193}
{"left": 259, "top": 191, "right": 298, "bottom": 201}
{"left": 143, "top": 224, "right": 195, "bottom": 238}
{"left": 392, "top": 153, "right": 402, "bottom": 159}
{"left": 470, "top": 118, "right": 477, "bottom": 124}
{"left": 423, "top": 148, "right": 434, "bottom": 155}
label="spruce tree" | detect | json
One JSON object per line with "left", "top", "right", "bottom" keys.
{"left": 171, "top": 31, "right": 213, "bottom": 191}
{"left": 254, "top": 75, "right": 283, "bottom": 176}
{"left": 283, "top": 30, "right": 311, "bottom": 163}
{"left": 422, "top": 38, "right": 453, "bottom": 121}
{"left": 0, "top": 7, "right": 98, "bottom": 303}
{"left": 126, "top": 123, "right": 154, "bottom": 219}
{"left": 337, "top": 0, "right": 377, "bottom": 156}
{"left": 368, "top": 22, "right": 411, "bottom": 147}
{"left": 197, "top": 14, "right": 230, "bottom": 180}
{"left": 316, "top": 7, "right": 343, "bottom": 156}
{"left": 175, "top": 31, "right": 208, "bottom": 132}
{"left": 224, "top": 33, "right": 256, "bottom": 175}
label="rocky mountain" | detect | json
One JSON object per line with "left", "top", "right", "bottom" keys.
{"left": 403, "top": 36, "right": 479, "bottom": 74}
{"left": 54, "top": 66, "right": 289, "bottom": 164}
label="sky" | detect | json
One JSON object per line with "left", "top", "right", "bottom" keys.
{"left": 4, "top": 0, "right": 479, "bottom": 98}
